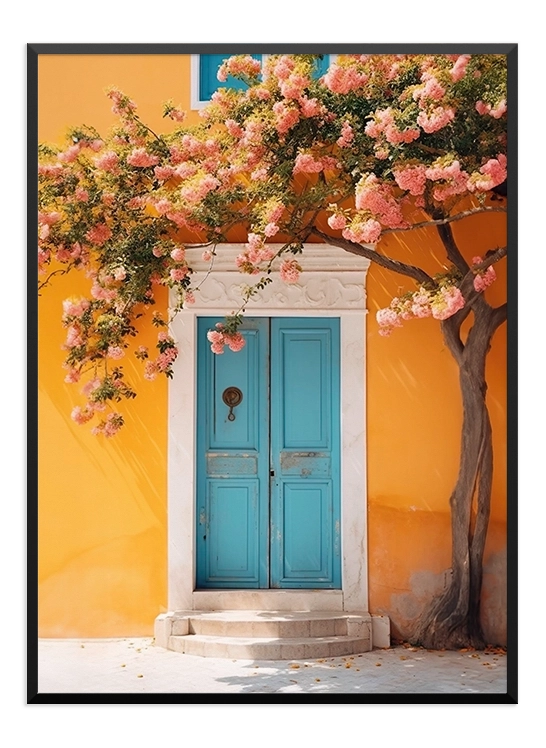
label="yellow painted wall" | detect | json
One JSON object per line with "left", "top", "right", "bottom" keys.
{"left": 38, "top": 54, "right": 507, "bottom": 642}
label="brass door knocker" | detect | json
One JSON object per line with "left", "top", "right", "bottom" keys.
{"left": 222, "top": 386, "right": 243, "bottom": 421}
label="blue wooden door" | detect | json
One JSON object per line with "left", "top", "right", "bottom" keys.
{"left": 196, "top": 317, "right": 340, "bottom": 588}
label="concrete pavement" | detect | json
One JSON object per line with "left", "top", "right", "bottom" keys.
{"left": 37, "top": 637, "right": 508, "bottom": 695}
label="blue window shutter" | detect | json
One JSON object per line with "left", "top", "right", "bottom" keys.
{"left": 311, "top": 55, "right": 331, "bottom": 79}
{"left": 199, "top": 54, "right": 262, "bottom": 102}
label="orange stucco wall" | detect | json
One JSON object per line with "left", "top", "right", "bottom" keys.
{"left": 37, "top": 54, "right": 507, "bottom": 642}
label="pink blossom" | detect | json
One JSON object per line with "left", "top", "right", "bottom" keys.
{"left": 58, "top": 144, "right": 81, "bottom": 163}
{"left": 299, "top": 97, "right": 323, "bottom": 118}
{"left": 328, "top": 213, "right": 347, "bottom": 231}
{"left": 144, "top": 361, "right": 159, "bottom": 380}
{"left": 279, "top": 258, "right": 302, "bottom": 284}
{"left": 417, "top": 106, "right": 455, "bottom": 134}
{"left": 273, "top": 55, "right": 295, "bottom": 81}
{"left": 450, "top": 54, "right": 471, "bottom": 82}
{"left": 272, "top": 102, "right": 300, "bottom": 135}
{"left": 170, "top": 247, "right": 186, "bottom": 262}
{"left": 337, "top": 121, "right": 354, "bottom": 148}
{"left": 468, "top": 154, "right": 507, "bottom": 192}
{"left": 264, "top": 223, "right": 279, "bottom": 237}
{"left": 251, "top": 167, "right": 268, "bottom": 181}
{"left": 81, "top": 377, "right": 101, "bottom": 398}
{"left": 154, "top": 198, "right": 174, "bottom": 215}
{"left": 71, "top": 405, "right": 94, "bottom": 425}
{"left": 393, "top": 164, "right": 427, "bottom": 195}
{"left": 355, "top": 174, "right": 406, "bottom": 229}
{"left": 170, "top": 267, "right": 188, "bottom": 282}
{"left": 472, "top": 256, "right": 497, "bottom": 292}
{"left": 113, "top": 266, "right": 126, "bottom": 281}
{"left": 217, "top": 55, "right": 261, "bottom": 82}
{"left": 342, "top": 218, "right": 382, "bottom": 244}
{"left": 94, "top": 151, "right": 119, "bottom": 172}
{"left": 62, "top": 297, "right": 90, "bottom": 317}
{"left": 39, "top": 211, "right": 62, "bottom": 226}
{"left": 107, "top": 346, "right": 124, "bottom": 359}
{"left": 202, "top": 250, "right": 213, "bottom": 262}
{"left": 184, "top": 291, "right": 195, "bottom": 306}
{"left": 280, "top": 73, "right": 310, "bottom": 100}
{"left": 168, "top": 107, "right": 186, "bottom": 123}
{"left": 226, "top": 333, "right": 245, "bottom": 352}
{"left": 74, "top": 187, "right": 89, "bottom": 202}
{"left": 323, "top": 63, "right": 368, "bottom": 93}
{"left": 64, "top": 325, "right": 84, "bottom": 348}
{"left": 430, "top": 286, "right": 465, "bottom": 320}
{"left": 126, "top": 148, "right": 159, "bottom": 167}
{"left": 154, "top": 165, "right": 175, "bottom": 181}
{"left": 86, "top": 223, "right": 112, "bottom": 245}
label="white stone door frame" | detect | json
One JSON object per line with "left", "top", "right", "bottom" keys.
{"left": 167, "top": 244, "right": 370, "bottom": 612}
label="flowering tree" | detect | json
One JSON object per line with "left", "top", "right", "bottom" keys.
{"left": 38, "top": 53, "right": 508, "bottom": 649}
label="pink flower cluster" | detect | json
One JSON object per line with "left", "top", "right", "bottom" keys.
{"left": 86, "top": 223, "right": 112, "bottom": 246}
{"left": 327, "top": 212, "right": 347, "bottom": 231}
{"left": 376, "top": 284, "right": 465, "bottom": 335}
{"left": 236, "top": 233, "right": 275, "bottom": 273}
{"left": 393, "top": 164, "right": 427, "bottom": 196}
{"left": 468, "top": 154, "right": 507, "bottom": 192}
{"left": 279, "top": 258, "right": 301, "bottom": 284}
{"left": 207, "top": 324, "right": 246, "bottom": 355}
{"left": 62, "top": 297, "right": 90, "bottom": 318}
{"left": 472, "top": 256, "right": 497, "bottom": 292}
{"left": 337, "top": 121, "right": 354, "bottom": 148}
{"left": 450, "top": 55, "right": 471, "bottom": 82}
{"left": 365, "top": 108, "right": 420, "bottom": 145}
{"left": 293, "top": 153, "right": 338, "bottom": 175}
{"left": 91, "top": 412, "right": 124, "bottom": 438}
{"left": 430, "top": 285, "right": 465, "bottom": 320}
{"left": 413, "top": 73, "right": 446, "bottom": 104}
{"left": 342, "top": 218, "right": 382, "bottom": 244}
{"left": 179, "top": 173, "right": 220, "bottom": 206}
{"left": 217, "top": 55, "right": 261, "bottom": 82}
{"left": 355, "top": 174, "right": 406, "bottom": 229}
{"left": 416, "top": 106, "right": 455, "bottom": 134}
{"left": 272, "top": 102, "right": 300, "bottom": 135}
{"left": 94, "top": 150, "right": 120, "bottom": 172}
{"left": 127, "top": 148, "right": 160, "bottom": 167}
{"left": 475, "top": 99, "right": 507, "bottom": 119}
{"left": 425, "top": 159, "right": 469, "bottom": 201}
{"left": 144, "top": 336, "right": 179, "bottom": 380}
{"left": 323, "top": 63, "right": 368, "bottom": 94}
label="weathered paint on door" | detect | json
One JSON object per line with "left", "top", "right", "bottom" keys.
{"left": 196, "top": 317, "right": 340, "bottom": 589}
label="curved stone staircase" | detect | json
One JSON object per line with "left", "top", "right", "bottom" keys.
{"left": 155, "top": 610, "right": 389, "bottom": 659}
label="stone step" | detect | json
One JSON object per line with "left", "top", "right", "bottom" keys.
{"left": 192, "top": 590, "right": 343, "bottom": 611}
{"left": 168, "top": 633, "right": 371, "bottom": 660}
{"left": 173, "top": 610, "right": 366, "bottom": 639}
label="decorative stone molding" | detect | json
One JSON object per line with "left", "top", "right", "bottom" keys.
{"left": 185, "top": 243, "right": 369, "bottom": 311}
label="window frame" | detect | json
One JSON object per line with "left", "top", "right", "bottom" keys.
{"left": 190, "top": 53, "right": 338, "bottom": 110}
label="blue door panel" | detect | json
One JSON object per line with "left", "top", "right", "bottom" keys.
{"left": 270, "top": 318, "right": 341, "bottom": 588}
{"left": 196, "top": 317, "right": 269, "bottom": 588}
{"left": 207, "top": 480, "right": 259, "bottom": 582}
{"left": 196, "top": 316, "right": 340, "bottom": 589}
{"left": 278, "top": 482, "right": 333, "bottom": 581}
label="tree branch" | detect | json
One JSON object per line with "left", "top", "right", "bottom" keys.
{"left": 312, "top": 228, "right": 433, "bottom": 285}
{"left": 436, "top": 222, "right": 470, "bottom": 275}
{"left": 381, "top": 207, "right": 507, "bottom": 238}
{"left": 491, "top": 302, "right": 508, "bottom": 332}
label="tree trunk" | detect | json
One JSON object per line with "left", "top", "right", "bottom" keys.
{"left": 411, "top": 301, "right": 504, "bottom": 650}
